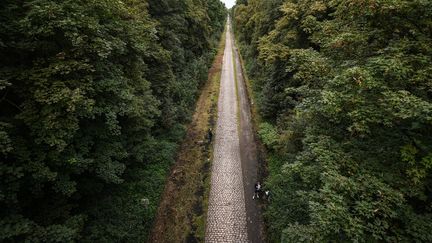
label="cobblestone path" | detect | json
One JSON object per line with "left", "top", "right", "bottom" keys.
{"left": 205, "top": 21, "right": 249, "bottom": 243}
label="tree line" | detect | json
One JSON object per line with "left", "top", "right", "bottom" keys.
{"left": 233, "top": 0, "right": 432, "bottom": 242}
{"left": 0, "top": 0, "right": 226, "bottom": 241}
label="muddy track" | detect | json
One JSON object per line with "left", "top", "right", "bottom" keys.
{"left": 232, "top": 23, "right": 265, "bottom": 243}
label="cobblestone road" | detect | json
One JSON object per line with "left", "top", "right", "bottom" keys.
{"left": 205, "top": 21, "right": 249, "bottom": 243}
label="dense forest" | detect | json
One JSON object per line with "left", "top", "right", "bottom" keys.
{"left": 0, "top": 0, "right": 226, "bottom": 241}
{"left": 233, "top": 0, "right": 432, "bottom": 242}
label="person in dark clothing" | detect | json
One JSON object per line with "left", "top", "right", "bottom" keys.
{"left": 253, "top": 182, "right": 261, "bottom": 199}
{"left": 207, "top": 128, "right": 213, "bottom": 144}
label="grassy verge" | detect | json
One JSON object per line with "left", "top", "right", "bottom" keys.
{"left": 149, "top": 26, "right": 226, "bottom": 243}
{"left": 233, "top": 41, "right": 261, "bottom": 126}
{"left": 194, "top": 27, "right": 226, "bottom": 241}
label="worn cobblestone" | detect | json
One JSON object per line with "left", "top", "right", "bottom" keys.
{"left": 205, "top": 22, "right": 249, "bottom": 243}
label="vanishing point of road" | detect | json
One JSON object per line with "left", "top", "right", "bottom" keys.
{"left": 205, "top": 18, "right": 264, "bottom": 243}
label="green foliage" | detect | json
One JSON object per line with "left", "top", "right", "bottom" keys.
{"left": 258, "top": 122, "right": 279, "bottom": 149}
{"left": 0, "top": 0, "right": 226, "bottom": 241}
{"left": 234, "top": 0, "right": 432, "bottom": 242}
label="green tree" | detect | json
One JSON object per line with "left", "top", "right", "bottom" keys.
{"left": 0, "top": 0, "right": 226, "bottom": 241}
{"left": 234, "top": 0, "right": 432, "bottom": 242}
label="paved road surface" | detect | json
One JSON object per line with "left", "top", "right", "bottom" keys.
{"left": 205, "top": 19, "right": 264, "bottom": 243}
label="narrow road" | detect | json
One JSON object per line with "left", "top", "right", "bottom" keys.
{"left": 205, "top": 19, "right": 264, "bottom": 243}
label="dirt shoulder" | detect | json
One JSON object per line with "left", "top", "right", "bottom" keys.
{"left": 232, "top": 25, "right": 266, "bottom": 242}
{"left": 148, "top": 30, "right": 226, "bottom": 243}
